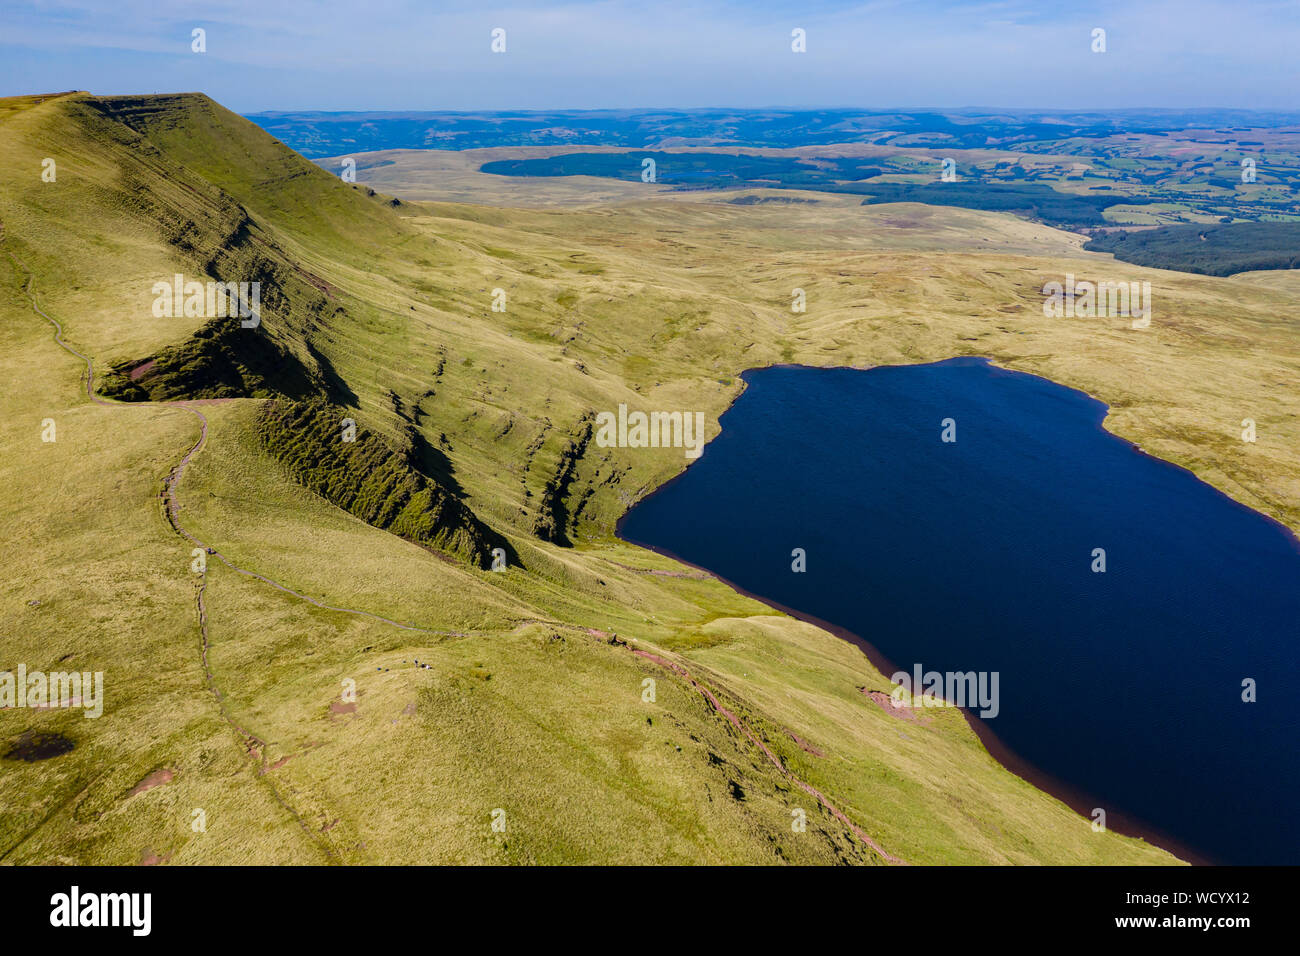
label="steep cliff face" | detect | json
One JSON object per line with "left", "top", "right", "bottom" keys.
{"left": 68, "top": 98, "right": 357, "bottom": 404}
{"left": 532, "top": 415, "right": 593, "bottom": 545}
{"left": 256, "top": 399, "right": 499, "bottom": 568}
{"left": 5, "top": 92, "right": 655, "bottom": 558}
{"left": 98, "top": 316, "right": 318, "bottom": 401}
{"left": 44, "top": 93, "right": 502, "bottom": 564}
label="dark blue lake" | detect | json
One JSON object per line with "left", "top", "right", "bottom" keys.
{"left": 618, "top": 358, "right": 1300, "bottom": 865}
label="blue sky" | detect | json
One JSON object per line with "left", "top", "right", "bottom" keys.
{"left": 1, "top": 0, "right": 1296, "bottom": 112}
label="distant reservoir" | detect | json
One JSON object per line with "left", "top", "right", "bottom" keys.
{"left": 618, "top": 358, "right": 1300, "bottom": 864}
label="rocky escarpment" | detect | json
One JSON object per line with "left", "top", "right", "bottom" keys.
{"left": 98, "top": 315, "right": 318, "bottom": 402}
{"left": 256, "top": 399, "right": 501, "bottom": 568}
{"left": 532, "top": 414, "right": 593, "bottom": 546}
{"left": 68, "top": 92, "right": 498, "bottom": 567}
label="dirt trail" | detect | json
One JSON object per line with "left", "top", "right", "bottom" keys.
{"left": 18, "top": 258, "right": 459, "bottom": 636}
{"left": 195, "top": 573, "right": 338, "bottom": 860}
{"left": 13, "top": 259, "right": 351, "bottom": 861}
{"left": 14, "top": 252, "right": 899, "bottom": 867}
{"left": 632, "top": 648, "right": 907, "bottom": 865}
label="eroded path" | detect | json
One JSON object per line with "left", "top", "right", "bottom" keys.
{"left": 17, "top": 259, "right": 465, "bottom": 637}
{"left": 13, "top": 259, "right": 346, "bottom": 859}
{"left": 632, "top": 649, "right": 907, "bottom": 864}
{"left": 13, "top": 254, "right": 905, "bottom": 865}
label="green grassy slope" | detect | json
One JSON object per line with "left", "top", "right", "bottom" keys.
{"left": 7, "top": 91, "right": 1297, "bottom": 864}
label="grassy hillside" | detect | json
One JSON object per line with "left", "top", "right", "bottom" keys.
{"left": 4, "top": 91, "right": 1298, "bottom": 864}
{"left": 255, "top": 398, "right": 501, "bottom": 567}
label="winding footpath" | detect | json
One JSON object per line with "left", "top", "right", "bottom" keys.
{"left": 632, "top": 649, "right": 907, "bottom": 864}
{"left": 12, "top": 256, "right": 460, "bottom": 857}
{"left": 18, "top": 258, "right": 462, "bottom": 636}
{"left": 14, "top": 252, "right": 904, "bottom": 866}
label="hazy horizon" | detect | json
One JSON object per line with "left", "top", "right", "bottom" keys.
{"left": 232, "top": 105, "right": 1300, "bottom": 117}
{"left": 3, "top": 0, "right": 1297, "bottom": 113}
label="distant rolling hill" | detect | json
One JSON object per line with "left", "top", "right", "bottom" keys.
{"left": 246, "top": 106, "right": 1300, "bottom": 157}
{"left": 264, "top": 106, "right": 1299, "bottom": 270}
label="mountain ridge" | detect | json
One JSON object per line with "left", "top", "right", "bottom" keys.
{"left": 8, "top": 89, "right": 1296, "bottom": 864}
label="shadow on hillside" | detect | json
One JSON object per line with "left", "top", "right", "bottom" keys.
{"left": 305, "top": 339, "right": 359, "bottom": 408}
{"left": 408, "top": 427, "right": 466, "bottom": 499}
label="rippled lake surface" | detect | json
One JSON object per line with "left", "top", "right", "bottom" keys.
{"left": 619, "top": 358, "right": 1300, "bottom": 864}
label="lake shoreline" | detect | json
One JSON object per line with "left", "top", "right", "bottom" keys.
{"left": 616, "top": 520, "right": 1209, "bottom": 865}
{"left": 609, "top": 355, "right": 1285, "bottom": 867}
